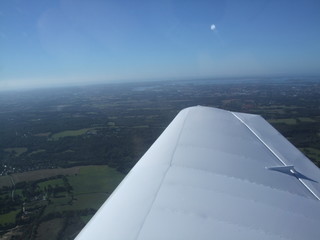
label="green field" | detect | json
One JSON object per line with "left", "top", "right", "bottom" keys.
{"left": 133, "top": 125, "right": 149, "bottom": 129}
{"left": 298, "top": 117, "right": 316, "bottom": 122}
{"left": 9, "top": 167, "right": 80, "bottom": 185}
{"left": 257, "top": 105, "right": 302, "bottom": 115}
{"left": 0, "top": 209, "right": 20, "bottom": 225}
{"left": 38, "top": 179, "right": 64, "bottom": 190}
{"left": 4, "top": 147, "right": 28, "bottom": 156}
{"left": 34, "top": 132, "right": 51, "bottom": 137}
{"left": 50, "top": 128, "right": 94, "bottom": 140}
{"left": 68, "top": 165, "right": 124, "bottom": 195}
{"left": 268, "top": 118, "right": 297, "bottom": 125}
{"left": 28, "top": 149, "right": 46, "bottom": 156}
{"left": 42, "top": 165, "right": 124, "bottom": 216}
{"left": 49, "top": 127, "right": 107, "bottom": 140}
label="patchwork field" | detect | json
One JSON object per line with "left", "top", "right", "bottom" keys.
{"left": 0, "top": 165, "right": 124, "bottom": 239}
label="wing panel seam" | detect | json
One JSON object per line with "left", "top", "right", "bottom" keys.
{"left": 133, "top": 108, "right": 191, "bottom": 240}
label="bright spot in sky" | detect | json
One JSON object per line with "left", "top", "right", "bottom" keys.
{"left": 210, "top": 24, "right": 216, "bottom": 31}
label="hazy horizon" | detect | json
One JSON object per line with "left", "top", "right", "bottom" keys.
{"left": 1, "top": 0, "right": 320, "bottom": 91}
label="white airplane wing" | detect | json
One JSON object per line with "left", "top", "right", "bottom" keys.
{"left": 76, "top": 106, "right": 320, "bottom": 240}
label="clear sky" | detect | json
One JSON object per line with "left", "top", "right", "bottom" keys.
{"left": 1, "top": 0, "right": 320, "bottom": 90}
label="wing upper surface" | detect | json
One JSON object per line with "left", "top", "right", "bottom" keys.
{"left": 76, "top": 106, "right": 320, "bottom": 240}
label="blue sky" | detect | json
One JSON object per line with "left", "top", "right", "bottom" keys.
{"left": 1, "top": 0, "right": 320, "bottom": 90}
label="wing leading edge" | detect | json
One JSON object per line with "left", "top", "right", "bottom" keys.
{"left": 76, "top": 106, "right": 320, "bottom": 240}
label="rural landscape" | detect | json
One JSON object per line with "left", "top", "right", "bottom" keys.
{"left": 0, "top": 78, "right": 319, "bottom": 239}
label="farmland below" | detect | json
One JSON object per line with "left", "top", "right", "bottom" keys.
{"left": 0, "top": 165, "right": 124, "bottom": 239}
{"left": 0, "top": 78, "right": 319, "bottom": 239}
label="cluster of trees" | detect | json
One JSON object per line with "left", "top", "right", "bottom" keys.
{"left": 0, "top": 175, "right": 76, "bottom": 233}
